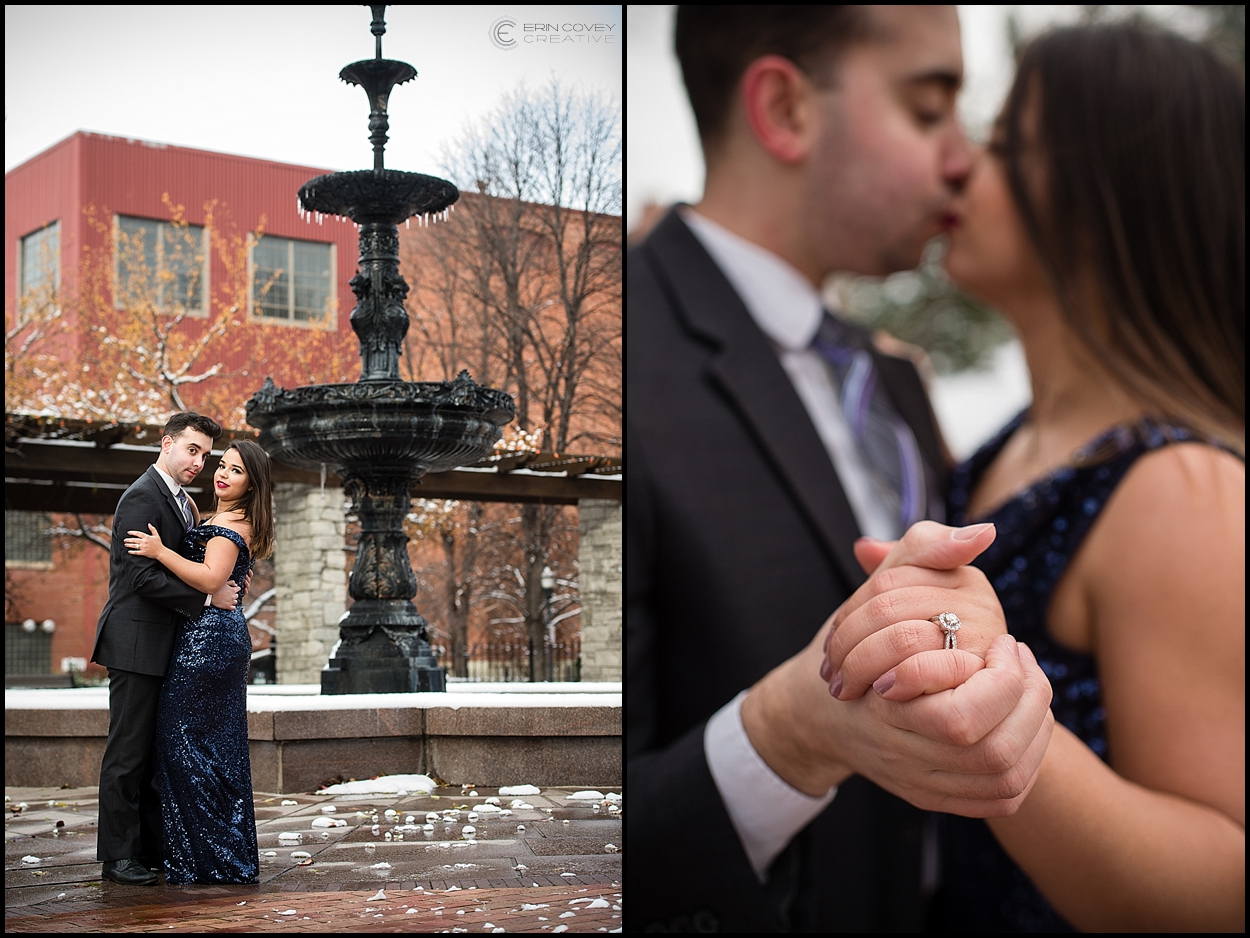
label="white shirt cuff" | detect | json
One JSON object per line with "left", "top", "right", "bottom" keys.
{"left": 704, "top": 690, "right": 838, "bottom": 882}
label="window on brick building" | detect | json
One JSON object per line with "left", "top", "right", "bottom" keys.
{"left": 251, "top": 235, "right": 336, "bottom": 326}
{"left": 5, "top": 511, "right": 53, "bottom": 567}
{"left": 115, "top": 215, "right": 208, "bottom": 314}
{"left": 19, "top": 220, "right": 60, "bottom": 313}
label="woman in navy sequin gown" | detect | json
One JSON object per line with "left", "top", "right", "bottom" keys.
{"left": 822, "top": 23, "right": 1243, "bottom": 932}
{"left": 125, "top": 439, "right": 276, "bottom": 885}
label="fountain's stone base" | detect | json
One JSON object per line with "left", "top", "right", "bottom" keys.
{"left": 321, "top": 603, "right": 445, "bottom": 694}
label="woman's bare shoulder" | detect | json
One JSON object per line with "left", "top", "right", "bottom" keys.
{"left": 1087, "top": 441, "right": 1243, "bottom": 585}
{"left": 1111, "top": 440, "right": 1242, "bottom": 527}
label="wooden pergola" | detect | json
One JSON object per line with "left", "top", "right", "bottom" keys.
{"left": 4, "top": 414, "right": 621, "bottom": 513}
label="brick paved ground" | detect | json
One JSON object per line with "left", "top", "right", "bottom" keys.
{"left": 6, "top": 785, "right": 622, "bottom": 933}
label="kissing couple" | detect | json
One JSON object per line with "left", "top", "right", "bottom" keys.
{"left": 630, "top": 5, "right": 1243, "bottom": 932}
{"left": 91, "top": 411, "right": 276, "bottom": 885}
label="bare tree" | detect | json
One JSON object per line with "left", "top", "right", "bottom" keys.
{"left": 47, "top": 514, "right": 113, "bottom": 551}
{"left": 398, "top": 80, "right": 620, "bottom": 679}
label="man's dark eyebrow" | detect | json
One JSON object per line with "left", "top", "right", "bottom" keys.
{"left": 906, "top": 69, "right": 962, "bottom": 92}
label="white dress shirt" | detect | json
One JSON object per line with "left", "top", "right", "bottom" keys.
{"left": 681, "top": 207, "right": 900, "bottom": 882}
{"left": 151, "top": 463, "right": 212, "bottom": 606}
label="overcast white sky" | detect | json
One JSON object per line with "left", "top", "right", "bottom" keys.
{"left": 5, "top": 5, "right": 621, "bottom": 178}
{"left": 627, "top": 5, "right": 1208, "bottom": 232}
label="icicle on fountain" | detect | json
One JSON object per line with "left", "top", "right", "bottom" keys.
{"left": 246, "top": 5, "right": 515, "bottom": 693}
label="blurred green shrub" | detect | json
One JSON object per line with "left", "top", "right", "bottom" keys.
{"left": 827, "top": 239, "right": 1015, "bottom": 375}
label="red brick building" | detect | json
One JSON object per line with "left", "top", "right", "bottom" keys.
{"left": 6, "top": 131, "right": 364, "bottom": 400}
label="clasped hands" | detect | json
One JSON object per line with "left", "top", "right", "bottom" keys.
{"left": 741, "top": 521, "right": 1054, "bottom": 818}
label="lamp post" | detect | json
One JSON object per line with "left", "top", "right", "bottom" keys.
{"left": 541, "top": 564, "right": 555, "bottom": 682}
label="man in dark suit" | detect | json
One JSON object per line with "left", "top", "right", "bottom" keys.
{"left": 91, "top": 411, "right": 240, "bottom": 885}
{"left": 629, "top": 7, "right": 1054, "bottom": 930}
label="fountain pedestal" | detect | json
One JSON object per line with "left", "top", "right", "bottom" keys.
{"left": 321, "top": 604, "right": 444, "bottom": 694}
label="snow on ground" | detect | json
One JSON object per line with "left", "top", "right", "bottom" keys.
{"left": 317, "top": 774, "right": 438, "bottom": 795}
{"left": 244, "top": 691, "right": 621, "bottom": 711}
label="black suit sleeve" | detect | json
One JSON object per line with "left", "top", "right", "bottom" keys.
{"left": 627, "top": 426, "right": 789, "bottom": 931}
{"left": 114, "top": 482, "right": 206, "bottom": 615}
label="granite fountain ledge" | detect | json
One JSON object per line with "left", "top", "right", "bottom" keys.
{"left": 5, "top": 684, "right": 621, "bottom": 793}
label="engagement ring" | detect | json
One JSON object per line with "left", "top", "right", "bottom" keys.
{"left": 931, "top": 612, "right": 961, "bottom": 650}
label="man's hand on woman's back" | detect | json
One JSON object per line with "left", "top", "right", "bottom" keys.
{"left": 210, "top": 581, "right": 241, "bottom": 610}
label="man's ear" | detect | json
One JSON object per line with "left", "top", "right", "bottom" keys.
{"left": 740, "top": 55, "right": 818, "bottom": 165}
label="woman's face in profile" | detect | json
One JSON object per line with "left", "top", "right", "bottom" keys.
{"left": 942, "top": 89, "right": 1051, "bottom": 317}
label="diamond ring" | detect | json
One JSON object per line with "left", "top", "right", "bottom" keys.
{"left": 931, "top": 612, "right": 961, "bottom": 650}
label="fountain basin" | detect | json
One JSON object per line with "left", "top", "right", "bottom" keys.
{"left": 246, "top": 374, "right": 514, "bottom": 476}
{"left": 299, "top": 169, "right": 458, "bottom": 224}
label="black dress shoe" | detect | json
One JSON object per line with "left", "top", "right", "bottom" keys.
{"left": 102, "top": 858, "right": 158, "bottom": 885}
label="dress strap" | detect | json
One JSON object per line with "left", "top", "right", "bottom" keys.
{"left": 195, "top": 524, "right": 249, "bottom": 555}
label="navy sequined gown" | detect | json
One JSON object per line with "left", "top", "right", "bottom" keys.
{"left": 155, "top": 523, "right": 259, "bottom": 885}
{"left": 932, "top": 411, "right": 1236, "bottom": 932}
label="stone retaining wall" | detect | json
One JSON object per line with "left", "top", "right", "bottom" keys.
{"left": 5, "top": 694, "right": 620, "bottom": 793}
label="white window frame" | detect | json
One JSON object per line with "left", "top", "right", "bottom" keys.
{"left": 112, "top": 214, "right": 210, "bottom": 317}
{"left": 247, "top": 234, "right": 338, "bottom": 330}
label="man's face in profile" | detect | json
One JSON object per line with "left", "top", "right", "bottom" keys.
{"left": 805, "top": 5, "right": 970, "bottom": 276}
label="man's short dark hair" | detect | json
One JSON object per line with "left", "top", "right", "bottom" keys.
{"left": 675, "top": 5, "right": 881, "bottom": 158}
{"left": 162, "top": 412, "right": 223, "bottom": 443}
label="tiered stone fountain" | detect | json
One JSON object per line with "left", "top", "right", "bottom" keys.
{"left": 246, "top": 5, "right": 514, "bottom": 693}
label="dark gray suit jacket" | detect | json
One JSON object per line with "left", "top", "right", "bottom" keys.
{"left": 628, "top": 209, "right": 950, "bottom": 931}
{"left": 91, "top": 465, "right": 206, "bottom": 676}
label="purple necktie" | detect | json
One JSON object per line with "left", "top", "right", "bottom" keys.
{"left": 175, "top": 489, "right": 193, "bottom": 530}
{"left": 810, "top": 310, "right": 937, "bottom": 535}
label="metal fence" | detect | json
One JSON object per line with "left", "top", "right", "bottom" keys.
{"left": 436, "top": 638, "right": 582, "bottom": 683}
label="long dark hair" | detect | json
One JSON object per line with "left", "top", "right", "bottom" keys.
{"left": 213, "top": 438, "right": 275, "bottom": 560}
{"left": 997, "top": 23, "right": 1244, "bottom": 454}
